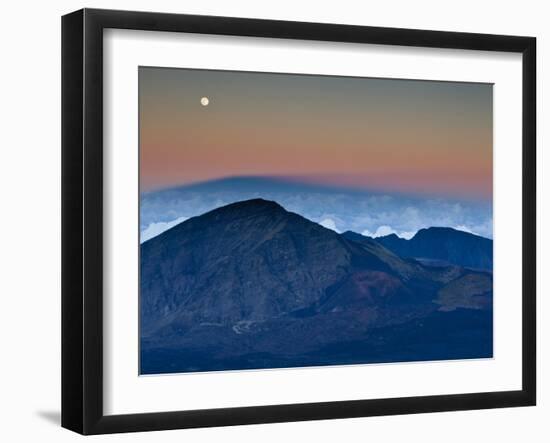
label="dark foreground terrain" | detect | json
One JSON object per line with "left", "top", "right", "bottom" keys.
{"left": 140, "top": 199, "right": 493, "bottom": 374}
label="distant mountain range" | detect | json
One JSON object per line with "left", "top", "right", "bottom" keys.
{"left": 342, "top": 227, "right": 493, "bottom": 270}
{"left": 140, "top": 199, "right": 493, "bottom": 374}
{"left": 145, "top": 175, "right": 373, "bottom": 195}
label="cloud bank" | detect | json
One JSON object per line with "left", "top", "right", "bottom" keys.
{"left": 361, "top": 225, "right": 417, "bottom": 240}
{"left": 141, "top": 216, "right": 188, "bottom": 243}
{"left": 140, "top": 178, "right": 493, "bottom": 242}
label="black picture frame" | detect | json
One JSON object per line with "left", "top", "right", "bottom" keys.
{"left": 61, "top": 8, "right": 536, "bottom": 435}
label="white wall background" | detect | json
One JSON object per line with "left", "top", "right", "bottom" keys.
{"left": 0, "top": 0, "right": 546, "bottom": 441}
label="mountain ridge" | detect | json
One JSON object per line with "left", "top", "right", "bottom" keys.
{"left": 342, "top": 227, "right": 493, "bottom": 270}
{"left": 140, "top": 199, "right": 493, "bottom": 374}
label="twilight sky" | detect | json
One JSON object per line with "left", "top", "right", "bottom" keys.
{"left": 139, "top": 67, "right": 493, "bottom": 200}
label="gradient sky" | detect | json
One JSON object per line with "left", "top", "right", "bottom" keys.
{"left": 139, "top": 67, "right": 493, "bottom": 200}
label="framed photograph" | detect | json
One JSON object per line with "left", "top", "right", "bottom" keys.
{"left": 61, "top": 8, "right": 536, "bottom": 435}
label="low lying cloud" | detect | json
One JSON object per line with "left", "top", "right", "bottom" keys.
{"left": 140, "top": 179, "right": 494, "bottom": 243}
{"left": 362, "top": 225, "right": 416, "bottom": 240}
{"left": 453, "top": 224, "right": 475, "bottom": 235}
{"left": 141, "top": 216, "right": 188, "bottom": 243}
{"left": 319, "top": 218, "right": 340, "bottom": 232}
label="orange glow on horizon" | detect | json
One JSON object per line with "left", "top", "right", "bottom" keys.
{"left": 139, "top": 67, "right": 493, "bottom": 200}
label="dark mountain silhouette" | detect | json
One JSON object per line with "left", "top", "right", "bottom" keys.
{"left": 140, "top": 199, "right": 493, "bottom": 374}
{"left": 342, "top": 227, "right": 493, "bottom": 270}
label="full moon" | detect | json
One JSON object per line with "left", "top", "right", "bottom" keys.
{"left": 200, "top": 97, "right": 210, "bottom": 106}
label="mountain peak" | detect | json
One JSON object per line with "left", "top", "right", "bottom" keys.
{"left": 206, "top": 198, "right": 285, "bottom": 218}
{"left": 378, "top": 233, "right": 401, "bottom": 240}
{"left": 381, "top": 226, "right": 492, "bottom": 269}
{"left": 221, "top": 198, "right": 282, "bottom": 209}
{"left": 413, "top": 226, "right": 483, "bottom": 240}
